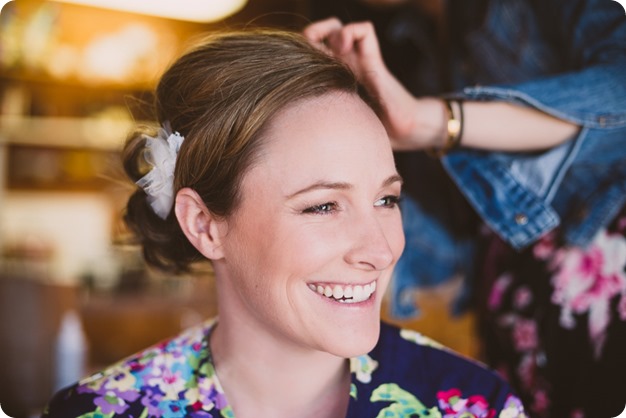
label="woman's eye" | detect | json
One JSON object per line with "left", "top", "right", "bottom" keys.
{"left": 302, "top": 202, "right": 338, "bottom": 215}
{"left": 375, "top": 195, "right": 400, "bottom": 208}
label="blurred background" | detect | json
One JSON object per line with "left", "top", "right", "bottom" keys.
{"left": 0, "top": 1, "right": 477, "bottom": 416}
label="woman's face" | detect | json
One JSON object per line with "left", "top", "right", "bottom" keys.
{"left": 216, "top": 91, "right": 405, "bottom": 358}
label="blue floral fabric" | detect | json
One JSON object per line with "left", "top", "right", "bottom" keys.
{"left": 42, "top": 320, "right": 526, "bottom": 417}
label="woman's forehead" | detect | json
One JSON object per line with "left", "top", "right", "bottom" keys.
{"left": 241, "top": 92, "right": 396, "bottom": 194}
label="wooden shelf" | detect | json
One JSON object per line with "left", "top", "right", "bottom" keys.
{"left": 0, "top": 116, "right": 139, "bottom": 149}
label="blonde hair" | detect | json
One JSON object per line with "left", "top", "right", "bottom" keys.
{"left": 122, "top": 29, "right": 371, "bottom": 273}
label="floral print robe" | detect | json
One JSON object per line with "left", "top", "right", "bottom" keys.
{"left": 42, "top": 320, "right": 526, "bottom": 418}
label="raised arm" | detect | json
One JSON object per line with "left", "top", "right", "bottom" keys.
{"left": 304, "top": 17, "right": 584, "bottom": 153}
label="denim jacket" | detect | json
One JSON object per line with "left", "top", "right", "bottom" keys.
{"left": 391, "top": 0, "right": 626, "bottom": 318}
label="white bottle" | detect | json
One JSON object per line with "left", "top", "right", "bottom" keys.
{"left": 54, "top": 310, "right": 88, "bottom": 392}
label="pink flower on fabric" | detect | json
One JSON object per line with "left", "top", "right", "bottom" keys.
{"left": 533, "top": 232, "right": 557, "bottom": 260}
{"left": 531, "top": 390, "right": 550, "bottom": 414}
{"left": 513, "top": 287, "right": 533, "bottom": 310}
{"left": 570, "top": 408, "right": 585, "bottom": 418}
{"left": 516, "top": 354, "right": 536, "bottom": 390}
{"left": 550, "top": 230, "right": 626, "bottom": 358}
{"left": 489, "top": 273, "right": 513, "bottom": 311}
{"left": 512, "top": 319, "right": 538, "bottom": 351}
{"left": 148, "top": 367, "right": 186, "bottom": 399}
{"left": 437, "top": 388, "right": 496, "bottom": 418}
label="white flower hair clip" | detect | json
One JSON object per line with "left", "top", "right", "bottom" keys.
{"left": 136, "top": 126, "right": 185, "bottom": 219}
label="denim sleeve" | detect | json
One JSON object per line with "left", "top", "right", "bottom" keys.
{"left": 441, "top": 0, "right": 626, "bottom": 251}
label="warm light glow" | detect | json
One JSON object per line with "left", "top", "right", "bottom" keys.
{"left": 52, "top": 0, "right": 248, "bottom": 22}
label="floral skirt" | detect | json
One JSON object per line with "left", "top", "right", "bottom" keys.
{"left": 476, "top": 207, "right": 626, "bottom": 418}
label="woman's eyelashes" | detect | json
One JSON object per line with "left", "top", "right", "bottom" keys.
{"left": 302, "top": 201, "right": 339, "bottom": 215}
{"left": 375, "top": 195, "right": 401, "bottom": 208}
{"left": 301, "top": 195, "right": 401, "bottom": 215}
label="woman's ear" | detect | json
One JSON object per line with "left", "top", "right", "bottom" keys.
{"left": 175, "top": 188, "right": 226, "bottom": 260}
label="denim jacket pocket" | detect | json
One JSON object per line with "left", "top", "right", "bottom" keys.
{"left": 442, "top": 150, "right": 560, "bottom": 250}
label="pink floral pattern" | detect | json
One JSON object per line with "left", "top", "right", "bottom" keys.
{"left": 478, "top": 209, "right": 626, "bottom": 418}
{"left": 511, "top": 319, "right": 538, "bottom": 352}
{"left": 488, "top": 273, "right": 513, "bottom": 311}
{"left": 437, "top": 388, "right": 496, "bottom": 418}
{"left": 548, "top": 230, "right": 626, "bottom": 357}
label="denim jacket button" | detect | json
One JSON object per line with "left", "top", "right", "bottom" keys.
{"left": 515, "top": 213, "right": 529, "bottom": 225}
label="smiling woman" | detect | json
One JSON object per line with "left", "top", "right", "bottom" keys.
{"left": 42, "top": 29, "right": 528, "bottom": 418}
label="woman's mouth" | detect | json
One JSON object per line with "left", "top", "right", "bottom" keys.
{"left": 307, "top": 280, "right": 377, "bottom": 303}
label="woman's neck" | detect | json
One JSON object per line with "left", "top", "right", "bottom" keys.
{"left": 210, "top": 315, "right": 351, "bottom": 418}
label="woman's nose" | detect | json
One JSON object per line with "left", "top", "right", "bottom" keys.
{"left": 343, "top": 212, "right": 398, "bottom": 271}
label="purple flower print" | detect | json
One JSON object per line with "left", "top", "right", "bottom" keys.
{"left": 501, "top": 395, "right": 527, "bottom": 417}
{"left": 207, "top": 384, "right": 229, "bottom": 410}
{"left": 189, "top": 412, "right": 213, "bottom": 418}
{"left": 93, "top": 389, "right": 140, "bottom": 415}
{"left": 140, "top": 386, "right": 165, "bottom": 416}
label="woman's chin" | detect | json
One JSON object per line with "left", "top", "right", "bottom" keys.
{"left": 321, "top": 321, "right": 381, "bottom": 359}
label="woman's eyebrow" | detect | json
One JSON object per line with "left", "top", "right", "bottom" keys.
{"left": 285, "top": 174, "right": 403, "bottom": 199}
{"left": 286, "top": 181, "right": 352, "bottom": 199}
{"left": 384, "top": 174, "right": 404, "bottom": 188}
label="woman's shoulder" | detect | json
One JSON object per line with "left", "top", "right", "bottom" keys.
{"left": 346, "top": 321, "right": 527, "bottom": 417}
{"left": 42, "top": 318, "right": 217, "bottom": 417}
{"left": 374, "top": 322, "right": 503, "bottom": 384}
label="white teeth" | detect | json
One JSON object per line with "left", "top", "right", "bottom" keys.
{"left": 310, "top": 281, "right": 376, "bottom": 303}
{"left": 353, "top": 285, "right": 364, "bottom": 301}
{"left": 333, "top": 285, "right": 344, "bottom": 299}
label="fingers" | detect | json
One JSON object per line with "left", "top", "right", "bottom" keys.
{"left": 332, "top": 21, "right": 380, "bottom": 58}
{"left": 304, "top": 19, "right": 380, "bottom": 61}
{"left": 303, "top": 17, "right": 343, "bottom": 51}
